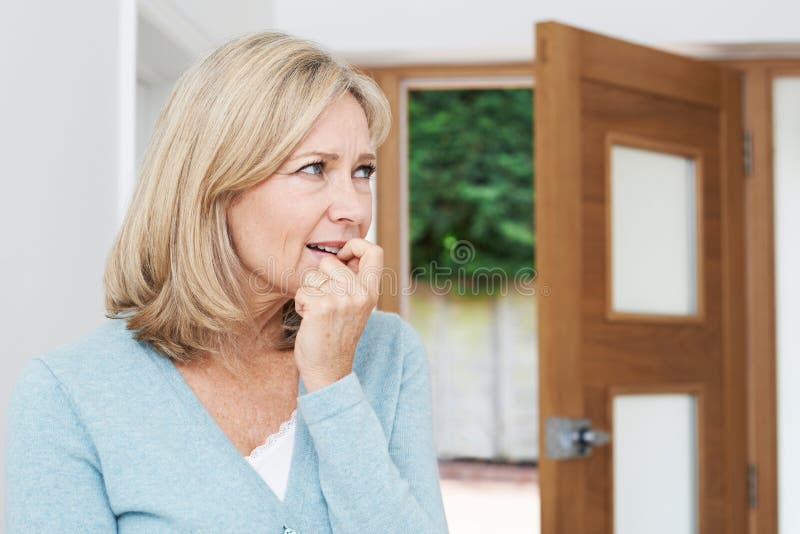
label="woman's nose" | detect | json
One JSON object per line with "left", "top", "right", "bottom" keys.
{"left": 326, "top": 176, "right": 371, "bottom": 225}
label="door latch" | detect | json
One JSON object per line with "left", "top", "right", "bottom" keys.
{"left": 545, "top": 417, "right": 611, "bottom": 460}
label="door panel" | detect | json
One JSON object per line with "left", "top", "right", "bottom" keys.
{"left": 536, "top": 22, "right": 746, "bottom": 534}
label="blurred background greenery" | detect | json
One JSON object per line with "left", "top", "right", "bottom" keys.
{"left": 408, "top": 88, "right": 534, "bottom": 295}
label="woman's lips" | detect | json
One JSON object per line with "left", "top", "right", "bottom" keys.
{"left": 307, "top": 240, "right": 347, "bottom": 248}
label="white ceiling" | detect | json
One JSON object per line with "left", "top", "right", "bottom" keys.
{"left": 137, "top": 0, "right": 274, "bottom": 81}
{"left": 138, "top": 0, "right": 800, "bottom": 78}
{"left": 273, "top": 0, "right": 800, "bottom": 65}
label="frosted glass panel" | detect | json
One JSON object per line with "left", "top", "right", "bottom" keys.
{"left": 774, "top": 76, "right": 800, "bottom": 534}
{"left": 610, "top": 145, "right": 697, "bottom": 315}
{"left": 614, "top": 394, "right": 698, "bottom": 534}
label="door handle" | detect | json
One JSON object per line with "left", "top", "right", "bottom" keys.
{"left": 545, "top": 417, "right": 611, "bottom": 460}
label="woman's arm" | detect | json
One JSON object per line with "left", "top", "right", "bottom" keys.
{"left": 297, "top": 317, "right": 449, "bottom": 533}
{"left": 5, "top": 358, "right": 117, "bottom": 532}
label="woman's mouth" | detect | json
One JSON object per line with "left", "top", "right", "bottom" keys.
{"left": 306, "top": 244, "right": 340, "bottom": 259}
{"left": 307, "top": 243, "right": 342, "bottom": 254}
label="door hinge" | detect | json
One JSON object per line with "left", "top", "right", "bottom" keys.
{"left": 748, "top": 463, "right": 758, "bottom": 509}
{"left": 743, "top": 131, "right": 753, "bottom": 177}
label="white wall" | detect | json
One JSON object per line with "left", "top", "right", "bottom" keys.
{"left": 135, "top": 80, "right": 173, "bottom": 174}
{"left": 774, "top": 77, "right": 800, "bottom": 534}
{"left": 0, "top": 0, "right": 136, "bottom": 513}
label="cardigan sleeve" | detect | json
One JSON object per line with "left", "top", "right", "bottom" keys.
{"left": 4, "top": 358, "right": 117, "bottom": 533}
{"left": 296, "top": 320, "right": 449, "bottom": 533}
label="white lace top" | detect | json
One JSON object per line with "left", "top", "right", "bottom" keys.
{"left": 243, "top": 409, "right": 297, "bottom": 501}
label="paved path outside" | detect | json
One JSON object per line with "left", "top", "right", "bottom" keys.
{"left": 438, "top": 461, "right": 540, "bottom": 533}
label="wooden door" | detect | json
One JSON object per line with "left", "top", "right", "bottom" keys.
{"left": 535, "top": 22, "right": 746, "bottom": 534}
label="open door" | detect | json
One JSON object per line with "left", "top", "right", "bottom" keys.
{"left": 535, "top": 22, "right": 746, "bottom": 534}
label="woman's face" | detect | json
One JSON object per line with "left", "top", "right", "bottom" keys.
{"left": 227, "top": 92, "right": 375, "bottom": 300}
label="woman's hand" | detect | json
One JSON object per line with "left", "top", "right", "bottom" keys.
{"left": 293, "top": 238, "right": 383, "bottom": 392}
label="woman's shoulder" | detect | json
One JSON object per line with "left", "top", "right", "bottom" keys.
{"left": 9, "top": 318, "right": 162, "bottom": 421}
{"left": 20, "top": 318, "right": 151, "bottom": 382}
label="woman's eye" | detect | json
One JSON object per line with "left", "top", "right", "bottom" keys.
{"left": 298, "top": 162, "right": 324, "bottom": 175}
{"left": 295, "top": 161, "right": 375, "bottom": 180}
{"left": 354, "top": 165, "right": 376, "bottom": 179}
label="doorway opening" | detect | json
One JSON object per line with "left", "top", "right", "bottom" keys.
{"left": 403, "top": 80, "right": 539, "bottom": 532}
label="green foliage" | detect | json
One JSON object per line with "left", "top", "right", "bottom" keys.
{"left": 408, "top": 88, "right": 535, "bottom": 295}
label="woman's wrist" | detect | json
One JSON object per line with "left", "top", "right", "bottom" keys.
{"left": 300, "top": 369, "right": 350, "bottom": 393}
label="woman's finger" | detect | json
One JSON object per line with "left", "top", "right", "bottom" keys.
{"left": 336, "top": 238, "right": 383, "bottom": 296}
{"left": 335, "top": 237, "right": 368, "bottom": 264}
{"left": 301, "top": 269, "right": 330, "bottom": 290}
{"left": 316, "top": 255, "right": 356, "bottom": 295}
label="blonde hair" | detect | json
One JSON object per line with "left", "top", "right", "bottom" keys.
{"left": 104, "top": 31, "right": 391, "bottom": 371}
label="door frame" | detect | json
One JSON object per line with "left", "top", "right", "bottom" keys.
{"left": 719, "top": 57, "right": 800, "bottom": 534}
{"left": 361, "top": 55, "right": 797, "bottom": 534}
{"left": 360, "top": 62, "right": 534, "bottom": 315}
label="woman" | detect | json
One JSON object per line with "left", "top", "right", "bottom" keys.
{"left": 5, "top": 31, "right": 449, "bottom": 533}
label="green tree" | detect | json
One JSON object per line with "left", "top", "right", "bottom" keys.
{"left": 408, "top": 88, "right": 535, "bottom": 295}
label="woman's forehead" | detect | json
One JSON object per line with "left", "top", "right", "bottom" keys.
{"left": 287, "top": 149, "right": 376, "bottom": 163}
{"left": 290, "top": 100, "right": 373, "bottom": 157}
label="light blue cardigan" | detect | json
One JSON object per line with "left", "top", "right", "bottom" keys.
{"left": 5, "top": 310, "right": 449, "bottom": 533}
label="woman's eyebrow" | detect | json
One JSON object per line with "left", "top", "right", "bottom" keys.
{"left": 291, "top": 151, "right": 376, "bottom": 161}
